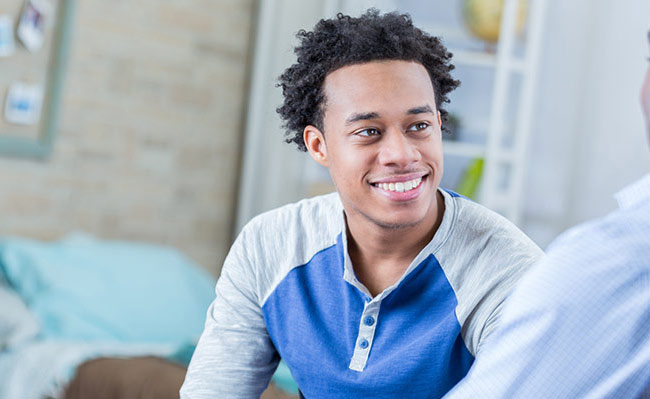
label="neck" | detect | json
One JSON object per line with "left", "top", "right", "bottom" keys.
{"left": 345, "top": 190, "right": 445, "bottom": 295}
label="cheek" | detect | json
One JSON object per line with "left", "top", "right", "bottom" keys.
{"left": 327, "top": 149, "right": 367, "bottom": 186}
{"left": 422, "top": 143, "right": 444, "bottom": 183}
{"left": 423, "top": 141, "right": 444, "bottom": 166}
{"left": 642, "top": 69, "right": 650, "bottom": 117}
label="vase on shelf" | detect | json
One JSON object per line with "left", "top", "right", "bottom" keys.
{"left": 461, "top": 0, "right": 527, "bottom": 51}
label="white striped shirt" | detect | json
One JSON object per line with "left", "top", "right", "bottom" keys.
{"left": 444, "top": 172, "right": 650, "bottom": 399}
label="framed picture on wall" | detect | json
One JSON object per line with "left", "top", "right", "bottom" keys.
{"left": 0, "top": 0, "right": 75, "bottom": 159}
{"left": 4, "top": 82, "right": 45, "bottom": 125}
{"left": 17, "top": 0, "right": 53, "bottom": 53}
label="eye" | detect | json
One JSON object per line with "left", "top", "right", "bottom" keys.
{"left": 407, "top": 121, "right": 430, "bottom": 132}
{"left": 355, "top": 128, "right": 381, "bottom": 137}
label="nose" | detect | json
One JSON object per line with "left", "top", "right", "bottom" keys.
{"left": 376, "top": 128, "right": 421, "bottom": 168}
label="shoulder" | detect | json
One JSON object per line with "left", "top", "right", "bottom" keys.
{"left": 550, "top": 203, "right": 650, "bottom": 257}
{"left": 244, "top": 192, "right": 343, "bottom": 235}
{"left": 434, "top": 190, "right": 543, "bottom": 355}
{"left": 445, "top": 195, "right": 544, "bottom": 306}
{"left": 437, "top": 191, "right": 543, "bottom": 269}
{"left": 522, "top": 205, "right": 650, "bottom": 301}
{"left": 444, "top": 203, "right": 650, "bottom": 399}
{"left": 227, "top": 193, "right": 345, "bottom": 303}
{"left": 452, "top": 192, "right": 536, "bottom": 245}
{"left": 241, "top": 193, "right": 344, "bottom": 256}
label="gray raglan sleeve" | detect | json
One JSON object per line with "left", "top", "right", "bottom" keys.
{"left": 180, "top": 225, "right": 279, "bottom": 399}
{"left": 437, "top": 199, "right": 545, "bottom": 357}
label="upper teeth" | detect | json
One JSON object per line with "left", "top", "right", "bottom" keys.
{"left": 377, "top": 177, "right": 422, "bottom": 192}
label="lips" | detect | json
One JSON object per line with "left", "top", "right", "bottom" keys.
{"left": 369, "top": 173, "right": 428, "bottom": 198}
{"left": 374, "top": 177, "right": 422, "bottom": 192}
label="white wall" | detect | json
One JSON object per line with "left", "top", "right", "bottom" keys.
{"left": 236, "top": 0, "right": 326, "bottom": 233}
{"left": 522, "top": 0, "right": 650, "bottom": 247}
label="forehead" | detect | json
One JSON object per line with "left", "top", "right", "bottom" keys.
{"left": 322, "top": 60, "right": 437, "bottom": 117}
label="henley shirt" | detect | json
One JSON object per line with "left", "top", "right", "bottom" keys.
{"left": 181, "top": 189, "right": 543, "bottom": 399}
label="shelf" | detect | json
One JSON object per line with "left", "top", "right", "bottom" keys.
{"left": 488, "top": 193, "right": 513, "bottom": 216}
{"left": 452, "top": 49, "right": 525, "bottom": 72}
{"left": 442, "top": 141, "right": 485, "bottom": 158}
{"left": 496, "top": 150, "right": 515, "bottom": 163}
{"left": 443, "top": 141, "right": 517, "bottom": 163}
{"left": 421, "top": 25, "right": 483, "bottom": 46}
{"left": 421, "top": 25, "right": 525, "bottom": 71}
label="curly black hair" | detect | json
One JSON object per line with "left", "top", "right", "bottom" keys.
{"left": 276, "top": 9, "right": 460, "bottom": 152}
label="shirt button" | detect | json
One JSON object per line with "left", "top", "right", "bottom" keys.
{"left": 363, "top": 316, "right": 375, "bottom": 326}
{"left": 359, "top": 339, "right": 369, "bottom": 349}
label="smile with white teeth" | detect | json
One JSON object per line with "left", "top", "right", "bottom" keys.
{"left": 374, "top": 177, "right": 423, "bottom": 193}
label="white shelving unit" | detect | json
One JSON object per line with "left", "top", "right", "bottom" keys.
{"left": 472, "top": 0, "right": 547, "bottom": 224}
{"left": 443, "top": 141, "right": 485, "bottom": 159}
{"left": 325, "top": 0, "right": 547, "bottom": 224}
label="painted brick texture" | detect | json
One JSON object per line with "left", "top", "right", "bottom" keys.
{"left": 0, "top": 0, "right": 255, "bottom": 275}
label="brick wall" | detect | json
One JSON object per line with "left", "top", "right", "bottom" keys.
{"left": 0, "top": 0, "right": 256, "bottom": 274}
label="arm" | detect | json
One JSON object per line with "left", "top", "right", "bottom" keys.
{"left": 180, "top": 226, "right": 279, "bottom": 399}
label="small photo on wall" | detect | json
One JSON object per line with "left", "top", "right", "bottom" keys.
{"left": 4, "top": 82, "right": 44, "bottom": 125}
{"left": 0, "top": 15, "right": 15, "bottom": 57}
{"left": 17, "top": 0, "right": 52, "bottom": 52}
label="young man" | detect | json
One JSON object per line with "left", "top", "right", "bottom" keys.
{"left": 444, "top": 32, "right": 650, "bottom": 399}
{"left": 181, "top": 11, "right": 542, "bottom": 399}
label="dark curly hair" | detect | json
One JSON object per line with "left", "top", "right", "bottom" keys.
{"left": 277, "top": 9, "right": 460, "bottom": 152}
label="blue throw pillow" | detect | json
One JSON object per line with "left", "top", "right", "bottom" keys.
{"left": 0, "top": 234, "right": 216, "bottom": 345}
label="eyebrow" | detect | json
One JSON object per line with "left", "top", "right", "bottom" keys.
{"left": 345, "top": 112, "right": 380, "bottom": 125}
{"left": 344, "top": 105, "right": 435, "bottom": 125}
{"left": 407, "top": 105, "right": 434, "bottom": 115}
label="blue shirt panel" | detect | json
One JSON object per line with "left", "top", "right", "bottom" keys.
{"left": 262, "top": 234, "right": 474, "bottom": 399}
{"left": 442, "top": 188, "right": 463, "bottom": 198}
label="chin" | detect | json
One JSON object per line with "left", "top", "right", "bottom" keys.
{"left": 368, "top": 210, "right": 428, "bottom": 230}
{"left": 376, "top": 220, "right": 423, "bottom": 230}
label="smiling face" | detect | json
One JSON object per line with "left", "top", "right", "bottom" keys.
{"left": 304, "top": 60, "right": 444, "bottom": 231}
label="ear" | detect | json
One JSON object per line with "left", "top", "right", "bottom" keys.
{"left": 303, "top": 125, "right": 329, "bottom": 167}
{"left": 437, "top": 111, "right": 442, "bottom": 127}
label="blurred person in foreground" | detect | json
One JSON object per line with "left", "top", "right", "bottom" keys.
{"left": 180, "top": 10, "right": 542, "bottom": 399}
{"left": 444, "top": 32, "right": 650, "bottom": 399}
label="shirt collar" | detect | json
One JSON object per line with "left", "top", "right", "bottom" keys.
{"left": 340, "top": 188, "right": 455, "bottom": 302}
{"left": 614, "top": 171, "right": 650, "bottom": 210}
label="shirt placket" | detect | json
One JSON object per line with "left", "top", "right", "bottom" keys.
{"left": 348, "top": 299, "right": 381, "bottom": 372}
